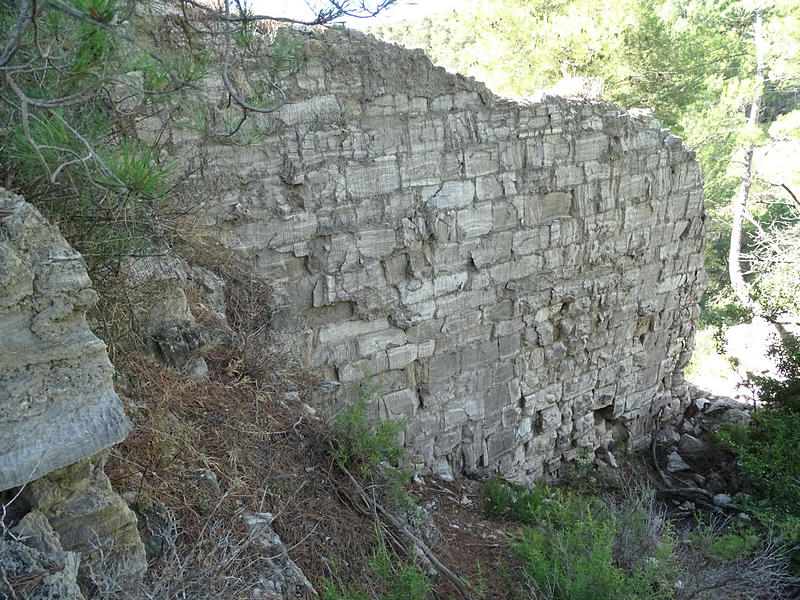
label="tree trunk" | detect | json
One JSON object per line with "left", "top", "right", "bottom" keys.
{"left": 728, "top": 7, "right": 764, "bottom": 311}
{"left": 727, "top": 7, "right": 789, "bottom": 338}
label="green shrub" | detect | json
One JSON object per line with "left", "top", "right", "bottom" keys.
{"left": 483, "top": 479, "right": 677, "bottom": 600}
{"left": 717, "top": 333, "right": 800, "bottom": 515}
{"left": 481, "top": 477, "right": 549, "bottom": 522}
{"left": 716, "top": 333, "right": 800, "bottom": 575}
{"left": 689, "top": 520, "right": 761, "bottom": 561}
{"left": 321, "top": 528, "right": 430, "bottom": 600}
{"left": 331, "top": 380, "right": 405, "bottom": 477}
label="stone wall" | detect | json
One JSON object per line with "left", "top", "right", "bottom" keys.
{"left": 165, "top": 27, "right": 706, "bottom": 481}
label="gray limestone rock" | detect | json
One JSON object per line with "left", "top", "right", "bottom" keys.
{"left": 720, "top": 408, "right": 751, "bottom": 427}
{"left": 244, "top": 512, "right": 316, "bottom": 599}
{"left": 678, "top": 433, "right": 706, "bottom": 456}
{"left": 165, "top": 24, "right": 705, "bottom": 480}
{"left": 713, "top": 493, "right": 733, "bottom": 507}
{"left": 0, "top": 513, "right": 85, "bottom": 600}
{"left": 19, "top": 454, "right": 147, "bottom": 591}
{"left": 666, "top": 451, "right": 691, "bottom": 472}
{"left": 0, "top": 190, "right": 131, "bottom": 491}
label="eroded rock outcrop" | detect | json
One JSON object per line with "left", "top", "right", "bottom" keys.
{"left": 0, "top": 190, "right": 131, "bottom": 488}
{"left": 0, "top": 189, "right": 145, "bottom": 591}
{"left": 158, "top": 26, "right": 706, "bottom": 482}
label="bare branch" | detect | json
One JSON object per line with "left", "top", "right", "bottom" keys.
{"left": 48, "top": 0, "right": 185, "bottom": 84}
{"left": 0, "top": 0, "right": 46, "bottom": 69}
{"left": 49, "top": 111, "right": 125, "bottom": 186}
{"left": 219, "top": 1, "right": 287, "bottom": 115}
{"left": 178, "top": 0, "right": 396, "bottom": 26}
{"left": 5, "top": 71, "right": 98, "bottom": 107}
{"left": 777, "top": 182, "right": 800, "bottom": 210}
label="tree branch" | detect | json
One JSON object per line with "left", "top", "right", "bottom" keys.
{"left": 0, "top": 0, "right": 45, "bottom": 69}
{"left": 219, "top": 1, "right": 287, "bottom": 115}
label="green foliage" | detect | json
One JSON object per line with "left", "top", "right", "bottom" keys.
{"left": 101, "top": 139, "right": 175, "bottom": 198}
{"left": 321, "top": 527, "right": 430, "bottom": 600}
{"left": 482, "top": 479, "right": 677, "bottom": 600}
{"left": 0, "top": 0, "right": 177, "bottom": 271}
{"left": 688, "top": 520, "right": 761, "bottom": 561}
{"left": 482, "top": 477, "right": 549, "bottom": 522}
{"left": 717, "top": 334, "right": 800, "bottom": 513}
{"left": 718, "top": 411, "right": 800, "bottom": 513}
{"left": 331, "top": 380, "right": 406, "bottom": 477}
{"left": 716, "top": 333, "right": 800, "bottom": 566}
{"left": 753, "top": 333, "right": 800, "bottom": 409}
{"left": 0, "top": 0, "right": 307, "bottom": 277}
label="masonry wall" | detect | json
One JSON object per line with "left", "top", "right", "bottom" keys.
{"left": 162, "top": 27, "right": 707, "bottom": 481}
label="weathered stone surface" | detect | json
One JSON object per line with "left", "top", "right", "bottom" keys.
{"left": 18, "top": 454, "right": 147, "bottom": 591}
{"left": 0, "top": 512, "right": 85, "bottom": 600}
{"left": 0, "top": 190, "right": 131, "bottom": 491}
{"left": 171, "top": 27, "right": 705, "bottom": 482}
{"left": 677, "top": 433, "right": 706, "bottom": 455}
{"left": 244, "top": 512, "right": 316, "bottom": 599}
{"left": 666, "top": 451, "right": 691, "bottom": 472}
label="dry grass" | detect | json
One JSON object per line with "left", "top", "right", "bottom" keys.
{"left": 91, "top": 219, "right": 402, "bottom": 597}
{"left": 106, "top": 349, "right": 384, "bottom": 596}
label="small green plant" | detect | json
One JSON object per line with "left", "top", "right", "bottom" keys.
{"left": 321, "top": 526, "right": 430, "bottom": 600}
{"left": 331, "top": 380, "right": 405, "bottom": 477}
{"left": 689, "top": 519, "right": 761, "bottom": 561}
{"left": 481, "top": 477, "right": 549, "bottom": 522}
{"left": 467, "top": 562, "right": 488, "bottom": 599}
{"left": 482, "top": 479, "right": 677, "bottom": 600}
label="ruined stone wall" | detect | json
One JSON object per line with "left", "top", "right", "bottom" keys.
{"left": 165, "top": 27, "right": 706, "bottom": 481}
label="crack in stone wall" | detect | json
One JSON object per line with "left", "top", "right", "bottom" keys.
{"left": 164, "top": 27, "right": 706, "bottom": 481}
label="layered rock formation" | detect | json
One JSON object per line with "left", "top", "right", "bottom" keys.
{"left": 0, "top": 191, "right": 130, "bottom": 489}
{"left": 160, "top": 27, "right": 707, "bottom": 481}
{"left": 0, "top": 189, "right": 145, "bottom": 594}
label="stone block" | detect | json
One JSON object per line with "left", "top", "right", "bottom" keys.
{"left": 428, "top": 351, "right": 460, "bottom": 382}
{"left": 476, "top": 175, "right": 504, "bottom": 201}
{"left": 382, "top": 389, "right": 418, "bottom": 418}
{"left": 401, "top": 152, "right": 442, "bottom": 187}
{"left": 538, "top": 405, "right": 562, "bottom": 431}
{"left": 388, "top": 344, "right": 418, "bottom": 370}
{"left": 466, "top": 148, "right": 500, "bottom": 177}
{"left": 346, "top": 158, "right": 401, "bottom": 198}
{"left": 356, "top": 227, "right": 397, "bottom": 259}
{"left": 457, "top": 204, "right": 493, "bottom": 239}
{"left": 0, "top": 194, "right": 130, "bottom": 491}
{"left": 424, "top": 180, "right": 475, "bottom": 210}
{"left": 433, "top": 271, "right": 468, "bottom": 295}
{"left": 541, "top": 192, "right": 573, "bottom": 219}
{"left": 319, "top": 318, "right": 388, "bottom": 344}
{"left": 278, "top": 94, "right": 341, "bottom": 126}
{"left": 357, "top": 328, "right": 407, "bottom": 357}
{"left": 574, "top": 133, "right": 609, "bottom": 163}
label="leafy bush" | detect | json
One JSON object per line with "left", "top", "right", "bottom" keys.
{"left": 717, "top": 333, "right": 800, "bottom": 514}
{"left": 331, "top": 380, "right": 405, "bottom": 477}
{"left": 482, "top": 479, "right": 677, "bottom": 600}
{"left": 482, "top": 477, "right": 548, "bottom": 522}
{"left": 716, "top": 333, "right": 800, "bottom": 577}
{"left": 0, "top": 0, "right": 196, "bottom": 274}
{"left": 689, "top": 520, "right": 761, "bottom": 561}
